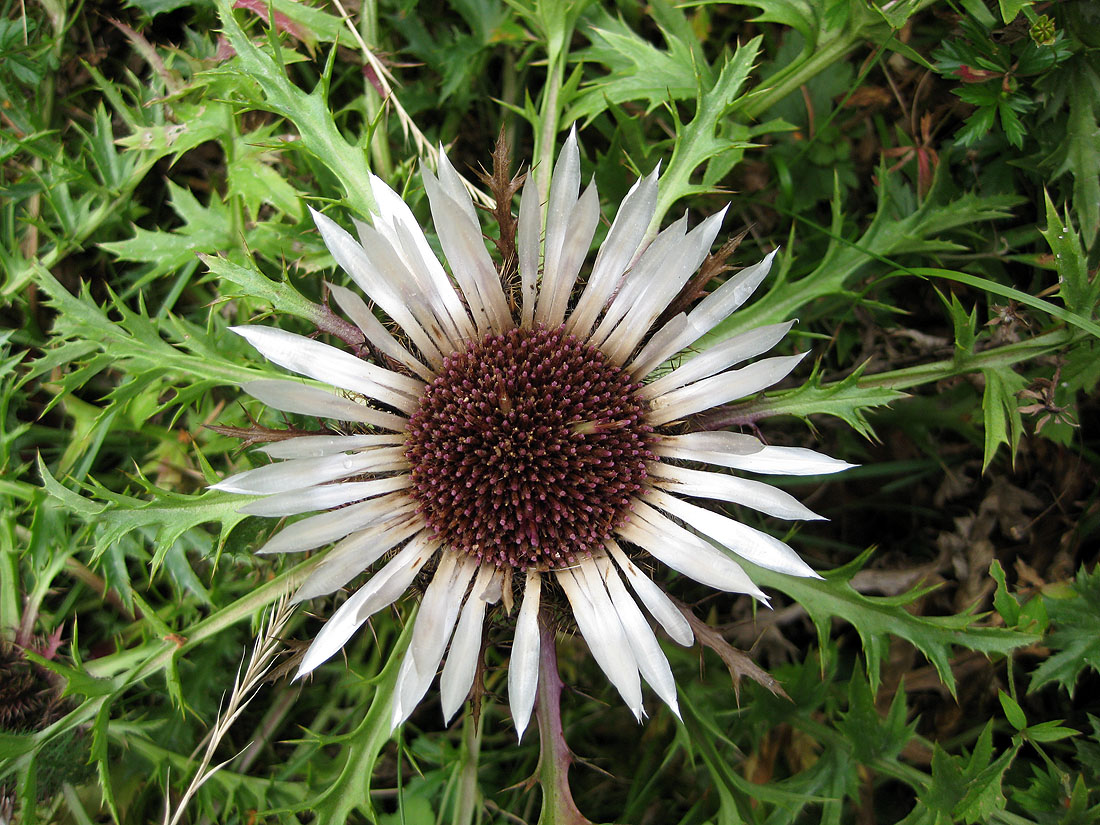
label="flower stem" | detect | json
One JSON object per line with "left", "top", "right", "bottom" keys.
{"left": 535, "top": 610, "right": 591, "bottom": 825}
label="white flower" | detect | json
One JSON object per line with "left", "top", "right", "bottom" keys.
{"left": 214, "top": 129, "right": 853, "bottom": 737}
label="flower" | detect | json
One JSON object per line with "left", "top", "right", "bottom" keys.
{"left": 213, "top": 129, "right": 853, "bottom": 737}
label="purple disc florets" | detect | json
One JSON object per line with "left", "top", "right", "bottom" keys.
{"left": 405, "top": 325, "right": 655, "bottom": 570}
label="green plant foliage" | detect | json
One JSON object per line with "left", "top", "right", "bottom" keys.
{"left": 1029, "top": 566, "right": 1100, "bottom": 697}
{"left": 3, "top": 0, "right": 1098, "bottom": 823}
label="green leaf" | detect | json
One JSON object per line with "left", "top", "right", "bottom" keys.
{"left": 201, "top": 253, "right": 326, "bottom": 323}
{"left": 93, "top": 483, "right": 255, "bottom": 565}
{"left": 979, "top": 367, "right": 1026, "bottom": 471}
{"left": 837, "top": 664, "right": 916, "bottom": 764}
{"left": 651, "top": 37, "right": 761, "bottom": 224}
{"left": 710, "top": 176, "right": 1022, "bottom": 338}
{"left": 100, "top": 181, "right": 234, "bottom": 280}
{"left": 747, "top": 558, "right": 1037, "bottom": 694}
{"left": 913, "top": 723, "right": 1019, "bottom": 824}
{"left": 115, "top": 101, "right": 227, "bottom": 166}
{"left": 299, "top": 617, "right": 414, "bottom": 824}
{"left": 227, "top": 155, "right": 303, "bottom": 220}
{"left": 37, "top": 456, "right": 105, "bottom": 518}
{"left": 989, "top": 559, "right": 1020, "bottom": 626}
{"left": 570, "top": 9, "right": 700, "bottom": 120}
{"left": 998, "top": 0, "right": 1032, "bottom": 24}
{"left": 1025, "top": 720, "right": 1078, "bottom": 743}
{"left": 1029, "top": 565, "right": 1100, "bottom": 697}
{"left": 1050, "top": 60, "right": 1100, "bottom": 244}
{"left": 213, "top": 0, "right": 378, "bottom": 218}
{"left": 733, "top": 362, "right": 905, "bottom": 440}
{"left": 944, "top": 292, "right": 978, "bottom": 355}
{"left": 998, "top": 690, "right": 1027, "bottom": 730}
{"left": 900, "top": 268, "right": 1100, "bottom": 340}
{"left": 1039, "top": 192, "right": 1097, "bottom": 316}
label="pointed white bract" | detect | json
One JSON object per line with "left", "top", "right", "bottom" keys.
{"left": 212, "top": 448, "right": 408, "bottom": 496}
{"left": 567, "top": 166, "right": 660, "bottom": 339}
{"left": 257, "top": 433, "right": 404, "bottom": 459}
{"left": 440, "top": 565, "right": 498, "bottom": 723}
{"left": 217, "top": 126, "right": 852, "bottom": 733}
{"left": 296, "top": 534, "right": 436, "bottom": 677}
{"left": 605, "top": 540, "right": 693, "bottom": 647}
{"left": 507, "top": 570, "right": 542, "bottom": 739}
{"left": 648, "top": 462, "right": 822, "bottom": 521}
{"left": 240, "top": 379, "right": 407, "bottom": 431}
{"left": 392, "top": 553, "right": 478, "bottom": 730}
{"left": 594, "top": 554, "right": 680, "bottom": 717}
{"left": 327, "top": 282, "right": 435, "bottom": 382}
{"left": 649, "top": 489, "right": 822, "bottom": 579}
{"left": 560, "top": 561, "right": 644, "bottom": 719}
{"left": 640, "top": 321, "right": 795, "bottom": 400}
{"left": 238, "top": 476, "right": 410, "bottom": 517}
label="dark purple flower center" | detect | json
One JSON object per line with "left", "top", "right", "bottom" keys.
{"left": 405, "top": 326, "right": 654, "bottom": 570}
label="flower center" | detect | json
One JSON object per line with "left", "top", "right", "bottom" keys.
{"left": 405, "top": 326, "right": 654, "bottom": 570}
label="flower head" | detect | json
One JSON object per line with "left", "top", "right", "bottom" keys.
{"left": 214, "top": 130, "right": 853, "bottom": 736}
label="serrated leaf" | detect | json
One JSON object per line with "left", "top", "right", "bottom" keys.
{"left": 954, "top": 741, "right": 1017, "bottom": 823}
{"left": 997, "top": 0, "right": 1031, "bottom": 23}
{"left": 1051, "top": 60, "right": 1100, "bottom": 244}
{"left": 100, "top": 181, "right": 234, "bottom": 279}
{"left": 294, "top": 616, "right": 414, "bottom": 824}
{"left": 734, "top": 363, "right": 905, "bottom": 440}
{"left": 227, "top": 154, "right": 303, "bottom": 220}
{"left": 743, "top": 0, "right": 820, "bottom": 45}
{"left": 37, "top": 456, "right": 106, "bottom": 518}
{"left": 710, "top": 175, "right": 1022, "bottom": 338}
{"left": 746, "top": 559, "right": 1037, "bottom": 694}
{"left": 914, "top": 723, "right": 1018, "bottom": 824}
{"left": 1029, "top": 566, "right": 1100, "bottom": 697}
{"left": 115, "top": 102, "right": 226, "bottom": 166}
{"left": 1040, "top": 192, "right": 1096, "bottom": 316}
{"left": 91, "top": 699, "right": 121, "bottom": 824}
{"left": 650, "top": 37, "right": 761, "bottom": 222}
{"left": 94, "top": 485, "right": 255, "bottom": 563}
{"left": 980, "top": 367, "right": 1026, "bottom": 471}
{"left": 213, "top": 0, "right": 378, "bottom": 218}
{"left": 570, "top": 11, "right": 701, "bottom": 121}
{"left": 838, "top": 665, "right": 916, "bottom": 764}
{"left": 989, "top": 559, "right": 1020, "bottom": 626}
{"left": 27, "top": 263, "right": 268, "bottom": 397}
{"left": 200, "top": 253, "right": 324, "bottom": 323}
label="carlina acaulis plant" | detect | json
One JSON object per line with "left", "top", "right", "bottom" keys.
{"left": 211, "top": 126, "right": 853, "bottom": 739}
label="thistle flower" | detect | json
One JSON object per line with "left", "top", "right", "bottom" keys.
{"left": 213, "top": 130, "right": 853, "bottom": 736}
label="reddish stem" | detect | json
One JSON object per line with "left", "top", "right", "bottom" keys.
{"left": 535, "top": 610, "right": 592, "bottom": 825}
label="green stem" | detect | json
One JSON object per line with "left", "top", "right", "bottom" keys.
{"left": 535, "top": 52, "right": 564, "bottom": 208}
{"left": 739, "top": 0, "right": 941, "bottom": 120}
{"left": 696, "top": 328, "right": 1081, "bottom": 429}
{"left": 454, "top": 710, "right": 483, "bottom": 825}
{"left": 852, "top": 329, "right": 1079, "bottom": 391}
{"left": 359, "top": 0, "right": 393, "bottom": 179}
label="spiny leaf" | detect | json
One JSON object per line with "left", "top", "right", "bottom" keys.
{"left": 979, "top": 367, "right": 1026, "bottom": 471}
{"left": 292, "top": 616, "right": 414, "bottom": 825}
{"left": 570, "top": 10, "right": 701, "bottom": 121}
{"left": 1050, "top": 60, "right": 1100, "bottom": 245}
{"left": 1029, "top": 566, "right": 1100, "bottom": 698}
{"left": 747, "top": 558, "right": 1038, "bottom": 695}
{"left": 100, "top": 181, "right": 234, "bottom": 280}
{"left": 1039, "top": 192, "right": 1096, "bottom": 317}
{"left": 731, "top": 362, "right": 905, "bottom": 440}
